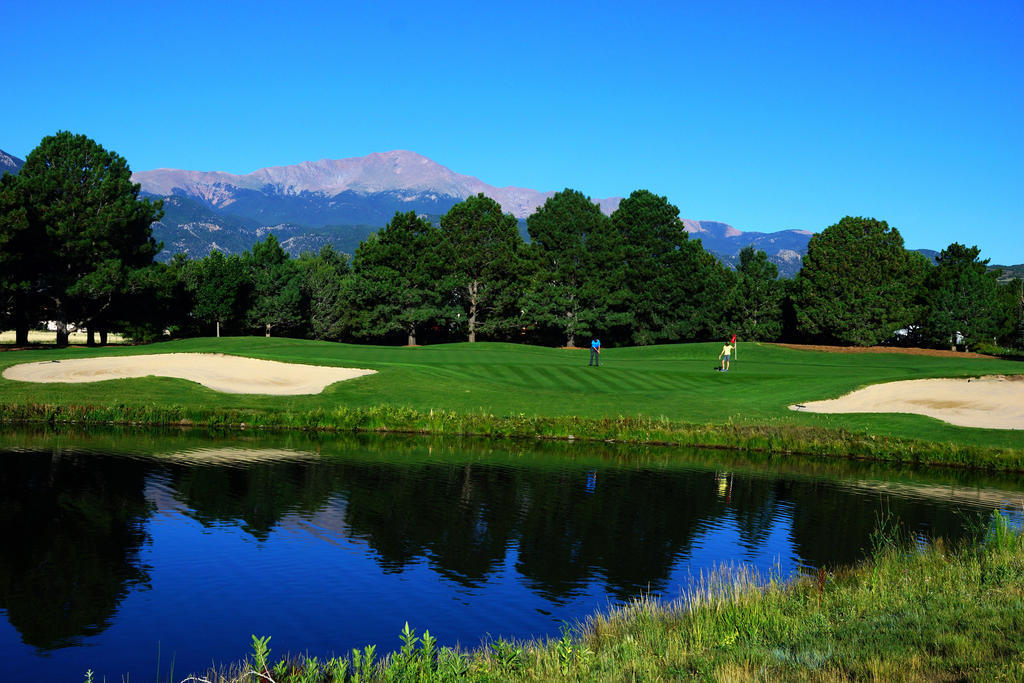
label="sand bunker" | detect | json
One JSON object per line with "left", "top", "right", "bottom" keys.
{"left": 1, "top": 353, "right": 376, "bottom": 395}
{"left": 790, "top": 375, "right": 1024, "bottom": 430}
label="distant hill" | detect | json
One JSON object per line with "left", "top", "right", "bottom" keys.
{"left": 991, "top": 264, "right": 1024, "bottom": 284}
{"left": 904, "top": 249, "right": 1020, "bottom": 282}
{"left": 681, "top": 219, "right": 811, "bottom": 277}
{"left": 149, "top": 194, "right": 383, "bottom": 260}
{"left": 273, "top": 224, "right": 384, "bottom": 258}
{"left": 148, "top": 195, "right": 261, "bottom": 258}
{"left": 0, "top": 148, "right": 24, "bottom": 175}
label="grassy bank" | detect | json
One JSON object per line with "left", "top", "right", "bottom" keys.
{"left": 4, "top": 401, "right": 1023, "bottom": 471}
{"left": 172, "top": 511, "right": 1024, "bottom": 681}
{"left": 1, "top": 337, "right": 1022, "bottom": 467}
{"left": 6, "top": 425, "right": 1023, "bottom": 501}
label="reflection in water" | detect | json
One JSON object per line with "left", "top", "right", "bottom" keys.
{"left": 0, "top": 427, "right": 1022, "bottom": 682}
{"left": 0, "top": 452, "right": 152, "bottom": 650}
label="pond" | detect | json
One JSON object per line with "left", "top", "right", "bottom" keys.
{"left": 1, "top": 427, "right": 1022, "bottom": 682}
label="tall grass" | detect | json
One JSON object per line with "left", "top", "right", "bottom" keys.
{"left": 160, "top": 511, "right": 1024, "bottom": 682}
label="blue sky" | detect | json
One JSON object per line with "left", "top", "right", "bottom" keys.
{"left": 3, "top": 0, "right": 1022, "bottom": 262}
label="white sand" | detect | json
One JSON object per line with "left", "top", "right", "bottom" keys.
{"left": 1, "top": 353, "right": 376, "bottom": 395}
{"left": 790, "top": 375, "right": 1024, "bottom": 430}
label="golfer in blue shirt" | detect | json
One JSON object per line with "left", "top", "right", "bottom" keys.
{"left": 589, "top": 338, "right": 601, "bottom": 366}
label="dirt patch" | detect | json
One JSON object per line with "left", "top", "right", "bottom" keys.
{"left": 771, "top": 343, "right": 997, "bottom": 360}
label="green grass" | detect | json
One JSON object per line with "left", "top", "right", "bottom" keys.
{"left": 2, "top": 337, "right": 1022, "bottom": 458}
{"left": 167, "top": 511, "right": 1024, "bottom": 682}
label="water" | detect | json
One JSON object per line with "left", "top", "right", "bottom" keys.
{"left": 0, "top": 428, "right": 1021, "bottom": 682}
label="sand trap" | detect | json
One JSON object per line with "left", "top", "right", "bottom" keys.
{"left": 1, "top": 353, "right": 376, "bottom": 395}
{"left": 790, "top": 375, "right": 1024, "bottom": 430}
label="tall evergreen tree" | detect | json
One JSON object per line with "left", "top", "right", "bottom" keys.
{"left": 606, "top": 190, "right": 728, "bottom": 345}
{"left": 245, "top": 234, "right": 305, "bottom": 337}
{"left": 12, "top": 132, "right": 163, "bottom": 345}
{"left": 727, "top": 246, "right": 783, "bottom": 341}
{"left": 183, "top": 250, "right": 250, "bottom": 337}
{"left": 0, "top": 172, "right": 34, "bottom": 344}
{"left": 1015, "top": 280, "right": 1024, "bottom": 350}
{"left": 523, "top": 189, "right": 611, "bottom": 347}
{"left": 298, "top": 245, "right": 350, "bottom": 341}
{"left": 795, "top": 216, "right": 924, "bottom": 346}
{"left": 922, "top": 243, "right": 999, "bottom": 350}
{"left": 439, "top": 194, "right": 524, "bottom": 342}
{"left": 344, "top": 212, "right": 449, "bottom": 345}
{"left": 992, "top": 277, "right": 1023, "bottom": 350}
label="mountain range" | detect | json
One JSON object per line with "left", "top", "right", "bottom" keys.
{"left": 9, "top": 146, "right": 972, "bottom": 279}
{"left": 128, "top": 150, "right": 816, "bottom": 275}
{"left": 134, "top": 150, "right": 623, "bottom": 221}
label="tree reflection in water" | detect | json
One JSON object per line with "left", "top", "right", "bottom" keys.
{"left": 0, "top": 429, "right": 1012, "bottom": 660}
{"left": 0, "top": 452, "right": 152, "bottom": 650}
{"left": 159, "top": 435, "right": 998, "bottom": 601}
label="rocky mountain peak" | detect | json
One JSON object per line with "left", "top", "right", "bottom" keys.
{"left": 0, "top": 148, "right": 25, "bottom": 175}
{"left": 132, "top": 150, "right": 619, "bottom": 219}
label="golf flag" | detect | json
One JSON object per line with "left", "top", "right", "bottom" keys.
{"left": 730, "top": 334, "right": 737, "bottom": 359}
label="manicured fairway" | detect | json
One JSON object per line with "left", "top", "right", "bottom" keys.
{"left": 1, "top": 337, "right": 1022, "bottom": 449}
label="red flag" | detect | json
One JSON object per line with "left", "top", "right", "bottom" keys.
{"left": 730, "top": 334, "right": 736, "bottom": 344}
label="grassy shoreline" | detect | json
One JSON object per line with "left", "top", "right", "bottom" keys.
{"left": 175, "top": 512, "right": 1024, "bottom": 681}
{"left": 3, "top": 400, "right": 1024, "bottom": 472}
{"left": 2, "top": 337, "right": 1022, "bottom": 470}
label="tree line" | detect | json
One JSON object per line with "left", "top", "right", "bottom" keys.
{"left": 2, "top": 132, "right": 1022, "bottom": 351}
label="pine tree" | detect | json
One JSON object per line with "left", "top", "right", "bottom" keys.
{"left": 523, "top": 189, "right": 610, "bottom": 347}
{"left": 246, "top": 234, "right": 305, "bottom": 337}
{"left": 12, "top": 132, "right": 163, "bottom": 345}
{"left": 439, "top": 195, "right": 525, "bottom": 342}
{"left": 727, "top": 246, "right": 783, "bottom": 341}
{"left": 795, "top": 216, "right": 924, "bottom": 346}
{"left": 344, "top": 212, "right": 449, "bottom": 345}
{"left": 922, "top": 243, "right": 1000, "bottom": 350}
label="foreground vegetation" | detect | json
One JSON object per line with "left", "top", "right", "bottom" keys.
{"left": 2, "top": 338, "right": 1022, "bottom": 468}
{"left": 165, "top": 511, "right": 1024, "bottom": 681}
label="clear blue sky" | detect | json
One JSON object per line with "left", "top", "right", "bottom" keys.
{"left": 3, "top": 0, "right": 1022, "bottom": 262}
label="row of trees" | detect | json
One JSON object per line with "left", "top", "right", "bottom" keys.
{"left": 157, "top": 190, "right": 745, "bottom": 346}
{"left": 795, "top": 217, "right": 1021, "bottom": 350}
{"left": 172, "top": 206, "right": 1022, "bottom": 351}
{"left": 145, "top": 191, "right": 782, "bottom": 347}
{"left": 2, "top": 132, "right": 1022, "bottom": 350}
